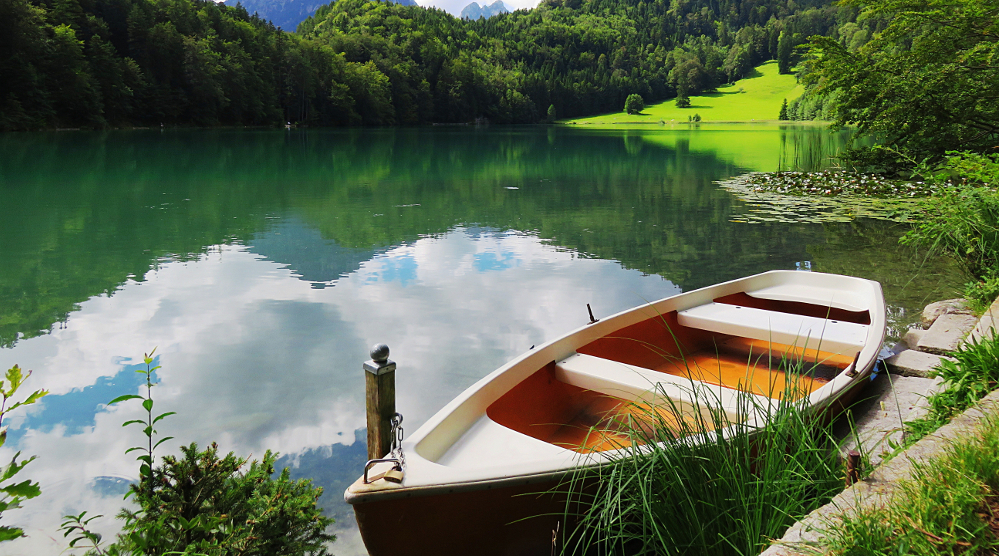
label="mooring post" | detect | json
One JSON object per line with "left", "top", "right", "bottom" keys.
{"left": 364, "top": 343, "right": 397, "bottom": 461}
{"left": 845, "top": 449, "right": 862, "bottom": 485}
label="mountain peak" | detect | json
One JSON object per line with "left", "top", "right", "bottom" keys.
{"left": 460, "top": 0, "right": 509, "bottom": 19}
{"left": 225, "top": 0, "right": 418, "bottom": 32}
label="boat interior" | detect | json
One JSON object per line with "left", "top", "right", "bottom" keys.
{"left": 486, "top": 293, "right": 870, "bottom": 454}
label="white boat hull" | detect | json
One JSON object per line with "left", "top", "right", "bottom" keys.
{"left": 346, "top": 270, "right": 886, "bottom": 555}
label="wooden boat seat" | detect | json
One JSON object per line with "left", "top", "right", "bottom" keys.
{"left": 745, "top": 283, "right": 868, "bottom": 313}
{"left": 554, "top": 353, "right": 763, "bottom": 415}
{"left": 555, "top": 353, "right": 691, "bottom": 400}
{"left": 677, "top": 302, "right": 867, "bottom": 354}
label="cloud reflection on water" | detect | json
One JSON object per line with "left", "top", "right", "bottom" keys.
{"left": 0, "top": 223, "right": 678, "bottom": 555}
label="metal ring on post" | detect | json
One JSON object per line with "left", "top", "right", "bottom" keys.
{"left": 363, "top": 457, "right": 401, "bottom": 484}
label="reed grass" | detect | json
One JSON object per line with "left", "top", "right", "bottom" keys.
{"left": 559, "top": 366, "right": 847, "bottom": 556}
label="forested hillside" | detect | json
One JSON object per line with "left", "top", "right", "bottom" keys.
{"left": 0, "top": 0, "right": 864, "bottom": 130}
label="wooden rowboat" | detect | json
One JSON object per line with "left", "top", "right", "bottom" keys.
{"left": 346, "top": 270, "right": 886, "bottom": 555}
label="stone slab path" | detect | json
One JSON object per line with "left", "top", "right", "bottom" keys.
{"left": 760, "top": 297, "right": 999, "bottom": 556}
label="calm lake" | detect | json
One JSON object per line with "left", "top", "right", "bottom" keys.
{"left": 0, "top": 125, "right": 960, "bottom": 554}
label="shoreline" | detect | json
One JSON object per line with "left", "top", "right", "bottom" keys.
{"left": 763, "top": 296, "right": 999, "bottom": 555}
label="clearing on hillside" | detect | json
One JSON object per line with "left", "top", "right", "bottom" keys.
{"left": 565, "top": 61, "right": 804, "bottom": 125}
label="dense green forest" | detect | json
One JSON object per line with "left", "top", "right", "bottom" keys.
{"left": 1, "top": 0, "right": 866, "bottom": 129}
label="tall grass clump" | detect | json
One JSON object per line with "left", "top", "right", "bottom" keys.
{"left": 822, "top": 413, "right": 999, "bottom": 555}
{"left": 560, "top": 371, "right": 846, "bottom": 556}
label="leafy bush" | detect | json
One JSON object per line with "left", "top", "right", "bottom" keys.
{"left": 624, "top": 94, "right": 645, "bottom": 115}
{"left": 675, "top": 95, "right": 691, "bottom": 108}
{"left": 903, "top": 151, "right": 999, "bottom": 309}
{"left": 965, "top": 274, "right": 999, "bottom": 314}
{"left": 62, "top": 352, "right": 335, "bottom": 555}
{"left": 0, "top": 365, "right": 47, "bottom": 541}
{"left": 113, "top": 443, "right": 335, "bottom": 556}
{"left": 919, "top": 151, "right": 999, "bottom": 187}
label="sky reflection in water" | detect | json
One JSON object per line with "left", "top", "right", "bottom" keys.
{"left": 0, "top": 223, "right": 679, "bottom": 555}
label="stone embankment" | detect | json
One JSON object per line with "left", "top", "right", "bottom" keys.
{"left": 761, "top": 297, "right": 999, "bottom": 556}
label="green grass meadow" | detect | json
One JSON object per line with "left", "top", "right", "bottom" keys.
{"left": 564, "top": 61, "right": 804, "bottom": 124}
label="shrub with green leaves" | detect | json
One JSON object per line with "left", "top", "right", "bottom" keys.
{"left": 62, "top": 352, "right": 334, "bottom": 555}
{"left": 0, "top": 365, "right": 48, "bottom": 542}
{"left": 902, "top": 151, "right": 999, "bottom": 311}
{"left": 112, "top": 443, "right": 335, "bottom": 556}
{"left": 924, "top": 151, "right": 999, "bottom": 187}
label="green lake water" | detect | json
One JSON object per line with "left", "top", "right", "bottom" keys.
{"left": 0, "top": 125, "right": 962, "bottom": 554}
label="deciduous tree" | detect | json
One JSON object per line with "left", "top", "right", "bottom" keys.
{"left": 804, "top": 0, "right": 999, "bottom": 158}
{"left": 624, "top": 93, "right": 644, "bottom": 114}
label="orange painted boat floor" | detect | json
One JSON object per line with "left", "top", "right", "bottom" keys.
{"left": 656, "top": 354, "right": 820, "bottom": 400}
{"left": 487, "top": 364, "right": 712, "bottom": 454}
{"left": 651, "top": 337, "right": 853, "bottom": 399}
{"left": 544, "top": 395, "right": 709, "bottom": 453}
{"left": 489, "top": 326, "right": 859, "bottom": 454}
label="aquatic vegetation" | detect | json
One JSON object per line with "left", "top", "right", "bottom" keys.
{"left": 740, "top": 171, "right": 943, "bottom": 198}
{"left": 718, "top": 172, "right": 931, "bottom": 223}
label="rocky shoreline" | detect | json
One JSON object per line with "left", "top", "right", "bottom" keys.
{"left": 761, "top": 296, "right": 999, "bottom": 556}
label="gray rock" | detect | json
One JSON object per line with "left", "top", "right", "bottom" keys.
{"left": 916, "top": 313, "right": 980, "bottom": 355}
{"left": 763, "top": 390, "right": 999, "bottom": 556}
{"left": 921, "top": 298, "right": 971, "bottom": 327}
{"left": 902, "top": 328, "right": 927, "bottom": 350}
{"left": 969, "top": 297, "right": 999, "bottom": 343}
{"left": 838, "top": 373, "right": 945, "bottom": 468}
{"left": 885, "top": 349, "right": 953, "bottom": 378}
